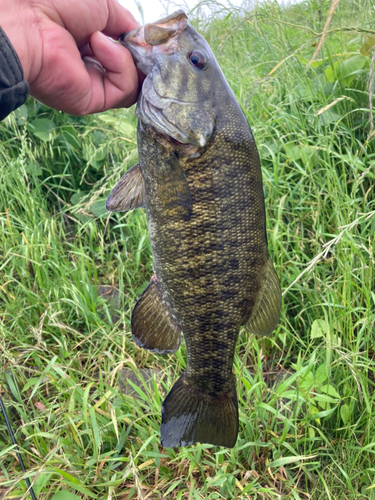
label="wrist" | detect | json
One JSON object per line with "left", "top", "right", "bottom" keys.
{"left": 0, "top": 0, "right": 39, "bottom": 82}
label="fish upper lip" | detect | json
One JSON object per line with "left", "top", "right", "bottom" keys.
{"left": 121, "top": 10, "right": 188, "bottom": 47}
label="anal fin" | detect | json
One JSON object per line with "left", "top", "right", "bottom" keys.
{"left": 132, "top": 279, "right": 181, "bottom": 354}
{"left": 244, "top": 258, "right": 281, "bottom": 336}
{"left": 106, "top": 163, "right": 146, "bottom": 212}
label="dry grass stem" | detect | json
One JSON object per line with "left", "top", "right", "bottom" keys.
{"left": 309, "top": 0, "right": 341, "bottom": 65}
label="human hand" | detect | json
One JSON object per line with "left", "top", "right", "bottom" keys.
{"left": 1, "top": 0, "right": 140, "bottom": 115}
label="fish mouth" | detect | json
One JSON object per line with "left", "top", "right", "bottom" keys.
{"left": 119, "top": 10, "right": 188, "bottom": 75}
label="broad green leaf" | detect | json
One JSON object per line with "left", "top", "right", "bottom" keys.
{"left": 313, "top": 394, "right": 337, "bottom": 406}
{"left": 278, "top": 332, "right": 287, "bottom": 345}
{"left": 98, "top": 114, "right": 118, "bottom": 124}
{"left": 14, "top": 104, "right": 28, "bottom": 125}
{"left": 276, "top": 390, "right": 299, "bottom": 401}
{"left": 336, "top": 54, "right": 367, "bottom": 86}
{"left": 324, "top": 61, "right": 338, "bottom": 83}
{"left": 98, "top": 114, "right": 135, "bottom": 136}
{"left": 71, "top": 191, "right": 87, "bottom": 205}
{"left": 325, "top": 55, "right": 367, "bottom": 87}
{"left": 25, "top": 100, "right": 37, "bottom": 118}
{"left": 208, "top": 475, "right": 228, "bottom": 487}
{"left": 299, "top": 56, "right": 324, "bottom": 68}
{"left": 260, "top": 141, "right": 277, "bottom": 159}
{"left": 22, "top": 377, "right": 41, "bottom": 392}
{"left": 91, "top": 199, "right": 108, "bottom": 218}
{"left": 320, "top": 384, "right": 340, "bottom": 399}
{"left": 118, "top": 121, "right": 136, "bottom": 136}
{"left": 308, "top": 407, "right": 336, "bottom": 420}
{"left": 284, "top": 143, "right": 316, "bottom": 167}
{"left": 318, "top": 110, "right": 340, "bottom": 126}
{"left": 311, "top": 319, "right": 329, "bottom": 339}
{"left": 314, "top": 363, "right": 328, "bottom": 384}
{"left": 51, "top": 493, "right": 82, "bottom": 500}
{"left": 19, "top": 103, "right": 28, "bottom": 120}
{"left": 340, "top": 403, "right": 351, "bottom": 424}
{"left": 59, "top": 126, "right": 80, "bottom": 149}
{"left": 75, "top": 212, "right": 92, "bottom": 224}
{"left": 360, "top": 35, "right": 375, "bottom": 56}
{"left": 92, "top": 144, "right": 108, "bottom": 163}
{"left": 284, "top": 144, "right": 303, "bottom": 161}
{"left": 29, "top": 162, "right": 43, "bottom": 176}
{"left": 311, "top": 59, "right": 323, "bottom": 68}
{"left": 83, "top": 144, "right": 108, "bottom": 170}
{"left": 136, "top": 280, "right": 151, "bottom": 296}
{"left": 28, "top": 118, "right": 56, "bottom": 142}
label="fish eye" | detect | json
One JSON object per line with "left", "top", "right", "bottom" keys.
{"left": 188, "top": 50, "right": 208, "bottom": 70}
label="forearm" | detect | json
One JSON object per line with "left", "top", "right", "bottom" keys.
{"left": 0, "top": 27, "right": 29, "bottom": 120}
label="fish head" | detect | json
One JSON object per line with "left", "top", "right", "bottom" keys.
{"left": 120, "top": 10, "right": 220, "bottom": 148}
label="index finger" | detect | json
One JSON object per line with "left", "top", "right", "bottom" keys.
{"left": 102, "top": 0, "right": 140, "bottom": 39}
{"left": 40, "top": 0, "right": 139, "bottom": 47}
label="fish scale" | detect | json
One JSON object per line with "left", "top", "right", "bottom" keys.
{"left": 106, "top": 10, "right": 281, "bottom": 448}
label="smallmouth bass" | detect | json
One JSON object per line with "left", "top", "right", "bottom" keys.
{"left": 106, "top": 10, "right": 281, "bottom": 448}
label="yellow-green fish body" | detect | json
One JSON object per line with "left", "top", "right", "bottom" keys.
{"left": 107, "top": 10, "right": 281, "bottom": 448}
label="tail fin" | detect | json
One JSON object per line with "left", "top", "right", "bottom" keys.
{"left": 160, "top": 373, "right": 238, "bottom": 448}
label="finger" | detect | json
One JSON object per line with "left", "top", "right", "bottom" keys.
{"left": 82, "top": 56, "right": 106, "bottom": 112}
{"left": 102, "top": 0, "right": 140, "bottom": 39}
{"left": 30, "top": 23, "right": 139, "bottom": 115}
{"left": 29, "top": 25, "right": 98, "bottom": 114}
{"left": 88, "top": 31, "right": 139, "bottom": 110}
{"left": 80, "top": 42, "right": 94, "bottom": 58}
{"left": 46, "top": 0, "right": 139, "bottom": 46}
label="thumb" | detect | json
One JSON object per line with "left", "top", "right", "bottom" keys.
{"left": 89, "top": 31, "right": 139, "bottom": 110}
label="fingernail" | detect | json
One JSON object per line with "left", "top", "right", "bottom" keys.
{"left": 97, "top": 31, "right": 115, "bottom": 43}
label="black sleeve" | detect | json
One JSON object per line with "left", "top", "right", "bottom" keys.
{"left": 0, "top": 26, "right": 29, "bottom": 121}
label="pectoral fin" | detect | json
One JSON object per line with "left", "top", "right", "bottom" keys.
{"left": 244, "top": 258, "right": 281, "bottom": 336}
{"left": 106, "top": 163, "right": 146, "bottom": 212}
{"left": 132, "top": 279, "right": 181, "bottom": 354}
{"left": 156, "top": 153, "right": 193, "bottom": 219}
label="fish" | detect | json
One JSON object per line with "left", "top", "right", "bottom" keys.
{"left": 106, "top": 10, "right": 281, "bottom": 448}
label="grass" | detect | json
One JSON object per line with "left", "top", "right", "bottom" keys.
{"left": 0, "top": 0, "right": 375, "bottom": 498}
